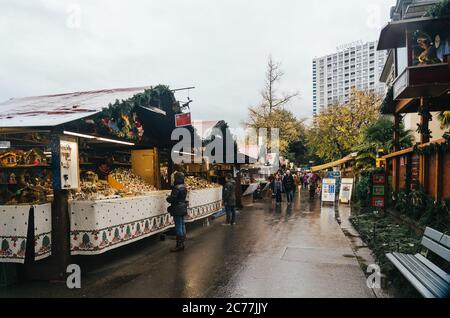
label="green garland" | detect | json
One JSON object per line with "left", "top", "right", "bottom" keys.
{"left": 94, "top": 85, "right": 178, "bottom": 142}
{"left": 416, "top": 106, "right": 433, "bottom": 140}
{"left": 97, "top": 99, "right": 144, "bottom": 142}
{"left": 413, "top": 139, "right": 450, "bottom": 155}
{"left": 380, "top": 86, "right": 394, "bottom": 115}
{"left": 427, "top": 0, "right": 450, "bottom": 18}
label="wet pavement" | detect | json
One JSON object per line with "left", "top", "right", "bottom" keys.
{"left": 1, "top": 189, "right": 375, "bottom": 298}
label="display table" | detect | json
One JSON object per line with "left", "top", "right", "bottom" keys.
{"left": 186, "top": 186, "right": 222, "bottom": 222}
{"left": 0, "top": 203, "right": 52, "bottom": 263}
{"left": 69, "top": 191, "right": 173, "bottom": 255}
{"left": 69, "top": 187, "right": 223, "bottom": 255}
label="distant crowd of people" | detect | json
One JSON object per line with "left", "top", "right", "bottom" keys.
{"left": 269, "top": 170, "right": 321, "bottom": 204}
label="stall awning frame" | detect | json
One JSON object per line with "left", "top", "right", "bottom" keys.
{"left": 311, "top": 153, "right": 357, "bottom": 172}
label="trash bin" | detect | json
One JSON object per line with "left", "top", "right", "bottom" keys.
{"left": 0, "top": 263, "right": 17, "bottom": 287}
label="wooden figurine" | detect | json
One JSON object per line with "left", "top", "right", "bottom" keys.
{"left": 22, "top": 148, "right": 46, "bottom": 165}
{"left": 0, "top": 152, "right": 18, "bottom": 167}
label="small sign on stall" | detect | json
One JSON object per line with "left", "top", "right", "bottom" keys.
{"left": 0, "top": 141, "right": 11, "bottom": 149}
{"left": 371, "top": 172, "right": 386, "bottom": 210}
{"left": 59, "top": 138, "right": 80, "bottom": 190}
{"left": 175, "top": 113, "right": 192, "bottom": 128}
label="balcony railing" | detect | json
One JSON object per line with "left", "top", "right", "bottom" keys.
{"left": 393, "top": 63, "right": 450, "bottom": 100}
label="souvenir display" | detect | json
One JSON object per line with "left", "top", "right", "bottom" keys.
{"left": 0, "top": 148, "right": 48, "bottom": 167}
{"left": 0, "top": 172, "right": 53, "bottom": 205}
{"left": 0, "top": 152, "right": 18, "bottom": 167}
{"left": 184, "top": 176, "right": 220, "bottom": 191}
{"left": 109, "top": 168, "right": 157, "bottom": 195}
{"left": 71, "top": 179, "right": 119, "bottom": 201}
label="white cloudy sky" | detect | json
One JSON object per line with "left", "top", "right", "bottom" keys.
{"left": 0, "top": 0, "right": 395, "bottom": 127}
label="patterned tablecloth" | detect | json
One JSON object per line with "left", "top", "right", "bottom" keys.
{"left": 70, "top": 187, "right": 222, "bottom": 255}
{"left": 33, "top": 204, "right": 52, "bottom": 261}
{"left": 0, "top": 204, "right": 52, "bottom": 264}
{"left": 186, "top": 187, "right": 222, "bottom": 222}
{"left": 69, "top": 191, "right": 173, "bottom": 255}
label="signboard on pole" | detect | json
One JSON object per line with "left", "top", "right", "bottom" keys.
{"left": 371, "top": 173, "right": 386, "bottom": 209}
{"left": 175, "top": 112, "right": 192, "bottom": 128}
{"left": 326, "top": 171, "right": 341, "bottom": 194}
{"left": 339, "top": 178, "right": 354, "bottom": 204}
{"left": 321, "top": 178, "right": 336, "bottom": 203}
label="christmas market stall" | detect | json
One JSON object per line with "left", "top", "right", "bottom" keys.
{"left": 0, "top": 86, "right": 177, "bottom": 263}
{"left": 0, "top": 85, "right": 224, "bottom": 267}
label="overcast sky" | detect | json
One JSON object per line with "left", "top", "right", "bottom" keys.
{"left": 0, "top": 0, "right": 395, "bottom": 127}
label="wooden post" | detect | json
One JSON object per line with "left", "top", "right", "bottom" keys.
{"left": 168, "top": 154, "right": 174, "bottom": 188}
{"left": 51, "top": 189, "right": 71, "bottom": 279}
{"left": 50, "top": 134, "right": 71, "bottom": 279}
{"left": 154, "top": 147, "right": 161, "bottom": 189}
{"left": 393, "top": 114, "right": 401, "bottom": 152}
{"left": 419, "top": 98, "right": 430, "bottom": 144}
{"left": 418, "top": 98, "right": 430, "bottom": 190}
{"left": 435, "top": 151, "right": 442, "bottom": 201}
{"left": 419, "top": 153, "right": 429, "bottom": 191}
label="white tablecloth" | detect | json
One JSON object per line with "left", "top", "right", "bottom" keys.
{"left": 33, "top": 203, "right": 52, "bottom": 261}
{"left": 70, "top": 187, "right": 223, "bottom": 255}
{"left": 69, "top": 191, "right": 173, "bottom": 255}
{"left": 0, "top": 203, "right": 52, "bottom": 263}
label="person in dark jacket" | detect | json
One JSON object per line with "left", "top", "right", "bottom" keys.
{"left": 274, "top": 174, "right": 283, "bottom": 204}
{"left": 222, "top": 173, "right": 237, "bottom": 225}
{"left": 166, "top": 172, "right": 188, "bottom": 252}
{"left": 282, "top": 170, "right": 295, "bottom": 204}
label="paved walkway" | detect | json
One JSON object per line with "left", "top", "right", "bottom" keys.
{"left": 1, "top": 189, "right": 374, "bottom": 298}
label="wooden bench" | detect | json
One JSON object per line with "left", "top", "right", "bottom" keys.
{"left": 386, "top": 227, "right": 450, "bottom": 298}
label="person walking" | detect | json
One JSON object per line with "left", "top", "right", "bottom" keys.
{"left": 303, "top": 172, "right": 309, "bottom": 189}
{"left": 308, "top": 171, "right": 321, "bottom": 200}
{"left": 293, "top": 172, "right": 299, "bottom": 194}
{"left": 283, "top": 170, "right": 295, "bottom": 204}
{"left": 222, "top": 173, "right": 237, "bottom": 225}
{"left": 166, "top": 172, "right": 188, "bottom": 252}
{"left": 274, "top": 174, "right": 283, "bottom": 205}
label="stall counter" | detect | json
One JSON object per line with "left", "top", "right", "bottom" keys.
{"left": 70, "top": 187, "right": 223, "bottom": 255}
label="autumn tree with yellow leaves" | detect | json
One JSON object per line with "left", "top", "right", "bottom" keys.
{"left": 307, "top": 89, "right": 382, "bottom": 162}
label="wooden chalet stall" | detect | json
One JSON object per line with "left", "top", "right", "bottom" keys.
{"left": 0, "top": 86, "right": 222, "bottom": 280}
{"left": 377, "top": 11, "right": 450, "bottom": 201}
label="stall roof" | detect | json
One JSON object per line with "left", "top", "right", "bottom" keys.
{"left": 0, "top": 86, "right": 166, "bottom": 128}
{"left": 377, "top": 16, "right": 449, "bottom": 50}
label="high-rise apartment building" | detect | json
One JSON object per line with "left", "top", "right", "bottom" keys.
{"left": 312, "top": 40, "right": 388, "bottom": 116}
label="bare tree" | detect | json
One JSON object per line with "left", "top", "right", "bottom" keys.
{"left": 244, "top": 56, "right": 302, "bottom": 153}
{"left": 260, "top": 56, "right": 299, "bottom": 115}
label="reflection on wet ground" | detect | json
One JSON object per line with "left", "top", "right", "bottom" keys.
{"left": 1, "top": 189, "right": 374, "bottom": 298}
